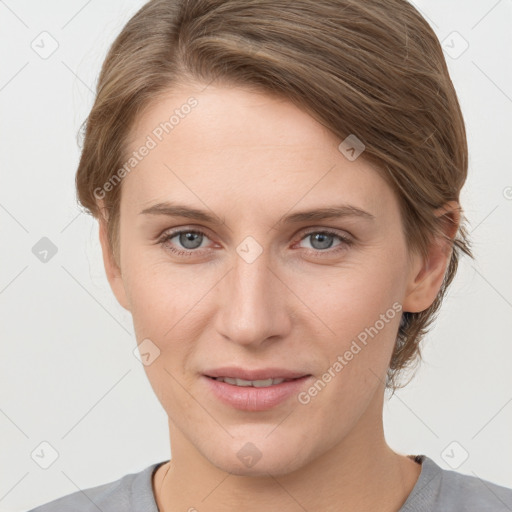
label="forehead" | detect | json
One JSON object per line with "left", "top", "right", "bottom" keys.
{"left": 121, "top": 84, "right": 396, "bottom": 220}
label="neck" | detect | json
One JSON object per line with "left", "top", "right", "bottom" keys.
{"left": 154, "top": 391, "right": 421, "bottom": 512}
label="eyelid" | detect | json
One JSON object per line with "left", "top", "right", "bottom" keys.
{"left": 157, "top": 225, "right": 214, "bottom": 242}
{"left": 158, "top": 227, "right": 215, "bottom": 245}
{"left": 293, "top": 228, "right": 353, "bottom": 254}
{"left": 297, "top": 227, "right": 353, "bottom": 240}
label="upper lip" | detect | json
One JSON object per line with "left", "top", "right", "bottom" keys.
{"left": 204, "top": 367, "right": 310, "bottom": 381}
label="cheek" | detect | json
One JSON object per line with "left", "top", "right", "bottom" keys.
{"left": 296, "top": 269, "right": 402, "bottom": 424}
{"left": 295, "top": 253, "right": 406, "bottom": 392}
{"left": 304, "top": 262, "right": 404, "bottom": 339}
{"left": 123, "top": 263, "right": 209, "bottom": 407}
{"left": 121, "top": 257, "right": 175, "bottom": 340}
{"left": 123, "top": 257, "right": 217, "bottom": 348}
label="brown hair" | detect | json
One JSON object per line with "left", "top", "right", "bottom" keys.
{"left": 75, "top": 0, "right": 473, "bottom": 392}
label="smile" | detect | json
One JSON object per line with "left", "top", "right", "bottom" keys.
{"left": 203, "top": 374, "right": 313, "bottom": 411}
{"left": 210, "top": 377, "right": 292, "bottom": 387}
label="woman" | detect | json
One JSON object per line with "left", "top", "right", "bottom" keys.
{"left": 28, "top": 0, "right": 512, "bottom": 510}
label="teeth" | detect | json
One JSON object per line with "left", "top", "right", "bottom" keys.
{"left": 215, "top": 377, "right": 287, "bottom": 387}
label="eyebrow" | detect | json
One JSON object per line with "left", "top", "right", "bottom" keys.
{"left": 139, "top": 203, "right": 225, "bottom": 225}
{"left": 139, "top": 201, "right": 376, "bottom": 225}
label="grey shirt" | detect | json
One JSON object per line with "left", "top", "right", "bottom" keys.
{"left": 27, "top": 454, "right": 512, "bottom": 511}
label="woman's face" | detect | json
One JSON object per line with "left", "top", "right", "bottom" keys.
{"left": 102, "top": 83, "right": 428, "bottom": 476}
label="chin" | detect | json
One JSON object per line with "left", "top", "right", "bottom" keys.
{"left": 202, "top": 434, "right": 314, "bottom": 477}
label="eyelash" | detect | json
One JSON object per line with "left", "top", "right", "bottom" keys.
{"left": 157, "top": 228, "right": 353, "bottom": 258}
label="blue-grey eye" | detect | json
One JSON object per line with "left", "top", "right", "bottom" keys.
{"left": 178, "top": 231, "right": 204, "bottom": 249}
{"left": 296, "top": 230, "right": 351, "bottom": 252}
{"left": 307, "top": 232, "right": 336, "bottom": 250}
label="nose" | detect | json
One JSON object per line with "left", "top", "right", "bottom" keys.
{"left": 213, "top": 248, "right": 293, "bottom": 348}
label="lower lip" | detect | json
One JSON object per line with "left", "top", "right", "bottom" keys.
{"left": 203, "top": 375, "right": 312, "bottom": 412}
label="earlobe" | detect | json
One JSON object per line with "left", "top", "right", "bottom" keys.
{"left": 97, "top": 210, "right": 131, "bottom": 312}
{"left": 402, "top": 201, "right": 460, "bottom": 314}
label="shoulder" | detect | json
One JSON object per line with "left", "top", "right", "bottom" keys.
{"left": 436, "top": 463, "right": 512, "bottom": 510}
{"left": 404, "top": 455, "right": 512, "bottom": 511}
{"left": 26, "top": 461, "right": 164, "bottom": 512}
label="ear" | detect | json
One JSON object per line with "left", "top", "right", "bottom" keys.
{"left": 97, "top": 203, "right": 131, "bottom": 311}
{"left": 402, "top": 201, "right": 460, "bottom": 313}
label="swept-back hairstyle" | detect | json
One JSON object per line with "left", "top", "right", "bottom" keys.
{"left": 75, "top": 0, "right": 473, "bottom": 391}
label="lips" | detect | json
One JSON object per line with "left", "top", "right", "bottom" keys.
{"left": 204, "top": 367, "right": 310, "bottom": 381}
{"left": 203, "top": 372, "right": 313, "bottom": 411}
{"left": 211, "top": 377, "right": 289, "bottom": 387}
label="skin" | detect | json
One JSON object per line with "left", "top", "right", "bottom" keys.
{"left": 98, "top": 82, "right": 459, "bottom": 511}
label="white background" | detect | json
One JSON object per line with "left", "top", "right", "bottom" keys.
{"left": 1, "top": 0, "right": 511, "bottom": 510}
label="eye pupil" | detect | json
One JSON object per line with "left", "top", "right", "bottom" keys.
{"left": 310, "top": 232, "right": 334, "bottom": 250}
{"left": 179, "top": 231, "right": 203, "bottom": 249}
